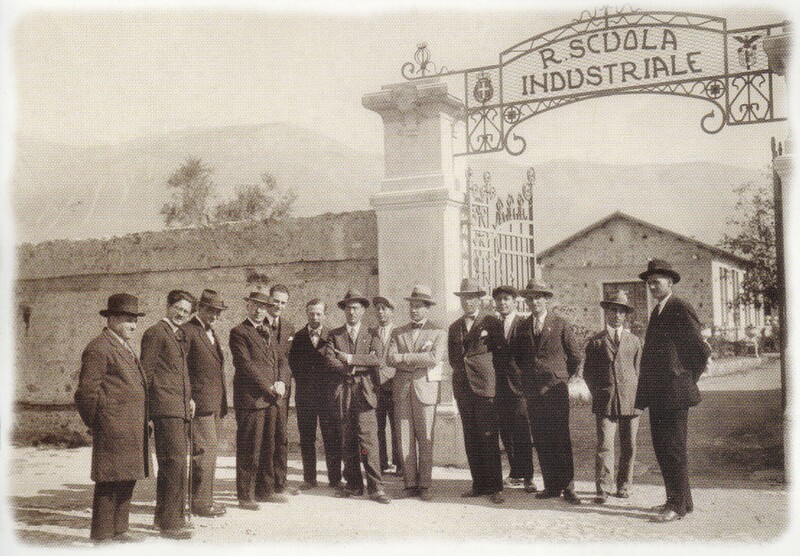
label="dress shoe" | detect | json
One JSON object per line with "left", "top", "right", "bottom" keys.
{"left": 395, "top": 467, "right": 405, "bottom": 478}
{"left": 370, "top": 490, "right": 391, "bottom": 504}
{"left": 238, "top": 500, "right": 260, "bottom": 511}
{"left": 534, "top": 490, "right": 561, "bottom": 499}
{"left": 461, "top": 489, "right": 481, "bottom": 498}
{"left": 650, "top": 503, "right": 669, "bottom": 512}
{"left": 504, "top": 476, "right": 524, "bottom": 487}
{"left": 418, "top": 488, "right": 433, "bottom": 502}
{"left": 489, "top": 491, "right": 505, "bottom": 504}
{"left": 329, "top": 480, "right": 342, "bottom": 489}
{"left": 193, "top": 504, "right": 226, "bottom": 518}
{"left": 299, "top": 481, "right": 318, "bottom": 490}
{"left": 335, "top": 486, "right": 363, "bottom": 498}
{"left": 112, "top": 532, "right": 145, "bottom": 543}
{"left": 261, "top": 493, "right": 288, "bottom": 503}
{"left": 562, "top": 489, "right": 582, "bottom": 505}
{"left": 523, "top": 479, "right": 538, "bottom": 493}
{"left": 397, "top": 487, "right": 419, "bottom": 499}
{"left": 652, "top": 509, "right": 683, "bottom": 523}
{"left": 277, "top": 485, "right": 300, "bottom": 496}
{"left": 615, "top": 488, "right": 630, "bottom": 499}
{"left": 593, "top": 492, "right": 608, "bottom": 504}
{"left": 160, "top": 527, "right": 192, "bottom": 540}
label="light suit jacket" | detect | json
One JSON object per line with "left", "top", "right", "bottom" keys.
{"left": 388, "top": 320, "right": 447, "bottom": 406}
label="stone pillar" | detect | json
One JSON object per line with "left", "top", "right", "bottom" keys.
{"left": 363, "top": 78, "right": 468, "bottom": 465}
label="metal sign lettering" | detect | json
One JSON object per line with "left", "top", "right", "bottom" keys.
{"left": 401, "top": 7, "right": 789, "bottom": 156}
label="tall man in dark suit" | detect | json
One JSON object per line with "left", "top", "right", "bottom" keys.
{"left": 75, "top": 294, "right": 150, "bottom": 543}
{"left": 229, "top": 291, "right": 292, "bottom": 509}
{"left": 288, "top": 298, "right": 343, "bottom": 490}
{"left": 141, "top": 289, "right": 196, "bottom": 539}
{"left": 491, "top": 285, "right": 536, "bottom": 493}
{"left": 583, "top": 290, "right": 642, "bottom": 504}
{"left": 373, "top": 295, "right": 402, "bottom": 476}
{"left": 183, "top": 289, "right": 228, "bottom": 518}
{"left": 635, "top": 260, "right": 711, "bottom": 523}
{"left": 324, "top": 290, "right": 390, "bottom": 504}
{"left": 513, "top": 279, "right": 582, "bottom": 505}
{"left": 448, "top": 278, "right": 504, "bottom": 504}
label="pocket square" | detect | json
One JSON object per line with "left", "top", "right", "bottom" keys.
{"left": 427, "top": 363, "right": 443, "bottom": 382}
{"left": 480, "top": 329, "right": 488, "bottom": 337}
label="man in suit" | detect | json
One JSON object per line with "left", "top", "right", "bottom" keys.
{"left": 183, "top": 289, "right": 228, "bottom": 518}
{"left": 324, "top": 289, "right": 390, "bottom": 504}
{"left": 583, "top": 290, "right": 642, "bottom": 504}
{"left": 229, "top": 291, "right": 292, "bottom": 509}
{"left": 141, "top": 289, "right": 195, "bottom": 539}
{"left": 387, "top": 285, "right": 446, "bottom": 501}
{"left": 491, "top": 285, "right": 536, "bottom": 493}
{"left": 288, "top": 298, "right": 343, "bottom": 490}
{"left": 373, "top": 295, "right": 402, "bottom": 477}
{"left": 635, "top": 259, "right": 711, "bottom": 522}
{"left": 75, "top": 294, "right": 150, "bottom": 544}
{"left": 513, "top": 279, "right": 582, "bottom": 505}
{"left": 448, "top": 278, "right": 504, "bottom": 504}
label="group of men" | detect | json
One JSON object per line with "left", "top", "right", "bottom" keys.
{"left": 74, "top": 257, "right": 710, "bottom": 543}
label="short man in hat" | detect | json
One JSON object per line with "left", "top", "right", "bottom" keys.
{"left": 141, "top": 289, "right": 196, "bottom": 539}
{"left": 288, "top": 298, "right": 343, "bottom": 489}
{"left": 491, "top": 285, "right": 536, "bottom": 493}
{"left": 583, "top": 290, "right": 642, "bottom": 504}
{"left": 229, "top": 291, "right": 292, "bottom": 509}
{"left": 387, "top": 285, "right": 446, "bottom": 501}
{"left": 183, "top": 289, "right": 228, "bottom": 517}
{"left": 324, "top": 290, "right": 390, "bottom": 504}
{"left": 512, "top": 279, "right": 582, "bottom": 504}
{"left": 448, "top": 278, "right": 505, "bottom": 504}
{"left": 373, "top": 294, "right": 402, "bottom": 477}
{"left": 75, "top": 294, "right": 150, "bottom": 543}
{"left": 635, "top": 260, "right": 711, "bottom": 522}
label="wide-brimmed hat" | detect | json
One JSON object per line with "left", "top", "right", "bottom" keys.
{"left": 338, "top": 289, "right": 370, "bottom": 310}
{"left": 243, "top": 291, "right": 271, "bottom": 305}
{"left": 492, "top": 285, "right": 519, "bottom": 299}
{"left": 453, "top": 278, "right": 486, "bottom": 298}
{"left": 100, "top": 293, "right": 146, "bottom": 317}
{"left": 199, "top": 289, "right": 227, "bottom": 311}
{"left": 405, "top": 284, "right": 436, "bottom": 306}
{"left": 520, "top": 279, "right": 554, "bottom": 298}
{"left": 372, "top": 295, "right": 396, "bottom": 309}
{"left": 600, "top": 290, "right": 634, "bottom": 312}
{"left": 639, "top": 259, "right": 681, "bottom": 283}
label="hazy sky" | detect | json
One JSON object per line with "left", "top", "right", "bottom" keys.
{"left": 4, "top": 0, "right": 793, "bottom": 172}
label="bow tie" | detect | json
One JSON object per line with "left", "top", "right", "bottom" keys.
{"left": 309, "top": 328, "right": 320, "bottom": 337}
{"left": 411, "top": 322, "right": 424, "bottom": 329}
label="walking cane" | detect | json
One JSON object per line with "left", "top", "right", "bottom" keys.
{"left": 186, "top": 417, "right": 193, "bottom": 523}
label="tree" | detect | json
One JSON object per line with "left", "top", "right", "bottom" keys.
{"left": 720, "top": 168, "right": 777, "bottom": 311}
{"left": 161, "top": 157, "right": 216, "bottom": 227}
{"left": 213, "top": 172, "right": 296, "bottom": 223}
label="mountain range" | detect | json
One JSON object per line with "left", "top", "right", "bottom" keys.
{"left": 11, "top": 122, "right": 764, "bottom": 250}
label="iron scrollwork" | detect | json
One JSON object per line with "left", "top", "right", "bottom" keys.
{"left": 401, "top": 43, "right": 449, "bottom": 80}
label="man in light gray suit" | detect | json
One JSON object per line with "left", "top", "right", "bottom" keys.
{"left": 387, "top": 285, "right": 446, "bottom": 501}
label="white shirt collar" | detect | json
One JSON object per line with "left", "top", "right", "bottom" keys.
{"left": 265, "top": 314, "right": 278, "bottom": 328}
{"left": 308, "top": 323, "right": 322, "bottom": 334}
{"left": 502, "top": 311, "right": 517, "bottom": 322}
{"left": 106, "top": 327, "right": 128, "bottom": 346}
{"left": 196, "top": 315, "right": 210, "bottom": 329}
{"left": 534, "top": 311, "right": 547, "bottom": 323}
{"left": 464, "top": 311, "right": 480, "bottom": 320}
{"left": 247, "top": 317, "right": 263, "bottom": 328}
{"left": 606, "top": 324, "right": 623, "bottom": 337}
{"left": 346, "top": 322, "right": 361, "bottom": 336}
{"left": 657, "top": 293, "right": 672, "bottom": 314}
{"left": 410, "top": 319, "right": 427, "bottom": 328}
{"left": 162, "top": 317, "right": 179, "bottom": 333}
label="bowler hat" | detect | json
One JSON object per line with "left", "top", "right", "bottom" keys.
{"left": 338, "top": 289, "right": 370, "bottom": 310}
{"left": 454, "top": 278, "right": 486, "bottom": 298}
{"left": 199, "top": 289, "right": 227, "bottom": 311}
{"left": 372, "top": 295, "right": 396, "bottom": 309}
{"left": 404, "top": 284, "right": 436, "bottom": 306}
{"left": 243, "top": 291, "right": 271, "bottom": 305}
{"left": 600, "top": 290, "right": 634, "bottom": 312}
{"left": 520, "top": 279, "right": 554, "bottom": 298}
{"left": 492, "top": 285, "right": 519, "bottom": 299}
{"left": 639, "top": 259, "right": 681, "bottom": 283}
{"left": 100, "top": 293, "right": 146, "bottom": 317}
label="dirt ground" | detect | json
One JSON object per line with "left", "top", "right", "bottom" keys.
{"left": 5, "top": 356, "right": 792, "bottom": 549}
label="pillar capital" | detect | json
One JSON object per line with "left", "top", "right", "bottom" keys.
{"left": 763, "top": 32, "right": 791, "bottom": 76}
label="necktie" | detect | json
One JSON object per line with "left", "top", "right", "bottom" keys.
{"left": 310, "top": 328, "right": 320, "bottom": 347}
{"left": 614, "top": 329, "right": 620, "bottom": 346}
{"left": 411, "top": 322, "right": 423, "bottom": 329}
{"left": 465, "top": 317, "right": 474, "bottom": 332}
{"left": 534, "top": 318, "right": 543, "bottom": 336}
{"left": 258, "top": 324, "right": 270, "bottom": 339}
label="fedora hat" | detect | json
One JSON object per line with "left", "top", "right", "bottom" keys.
{"left": 199, "top": 289, "right": 227, "bottom": 311}
{"left": 453, "top": 277, "right": 486, "bottom": 298}
{"left": 100, "top": 293, "right": 146, "bottom": 317}
{"left": 243, "top": 291, "right": 271, "bottom": 305}
{"left": 372, "top": 295, "right": 396, "bottom": 309}
{"left": 600, "top": 290, "right": 634, "bottom": 312}
{"left": 492, "top": 285, "right": 519, "bottom": 299}
{"left": 639, "top": 259, "right": 681, "bottom": 283}
{"left": 404, "top": 284, "right": 436, "bottom": 306}
{"left": 520, "top": 278, "right": 554, "bottom": 298}
{"left": 337, "top": 289, "right": 370, "bottom": 310}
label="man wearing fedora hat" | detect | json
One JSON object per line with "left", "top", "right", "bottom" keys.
{"left": 635, "top": 259, "right": 711, "bottom": 522}
{"left": 75, "top": 293, "right": 150, "bottom": 543}
{"left": 448, "top": 278, "right": 505, "bottom": 504}
{"left": 229, "top": 291, "right": 292, "bottom": 509}
{"left": 583, "top": 290, "right": 643, "bottom": 504}
{"left": 372, "top": 295, "right": 402, "bottom": 477}
{"left": 512, "top": 279, "right": 582, "bottom": 505}
{"left": 324, "top": 289, "right": 390, "bottom": 504}
{"left": 387, "top": 285, "right": 446, "bottom": 501}
{"left": 141, "top": 289, "right": 196, "bottom": 539}
{"left": 183, "top": 289, "right": 229, "bottom": 518}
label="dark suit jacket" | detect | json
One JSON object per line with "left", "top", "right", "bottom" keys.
{"left": 635, "top": 296, "right": 711, "bottom": 410}
{"left": 266, "top": 316, "right": 295, "bottom": 358}
{"left": 183, "top": 316, "right": 227, "bottom": 418}
{"left": 230, "top": 319, "right": 291, "bottom": 410}
{"left": 288, "top": 325, "right": 335, "bottom": 399}
{"left": 141, "top": 319, "right": 192, "bottom": 420}
{"left": 493, "top": 314, "right": 525, "bottom": 398}
{"left": 323, "top": 324, "right": 382, "bottom": 409}
{"left": 75, "top": 329, "right": 151, "bottom": 483}
{"left": 584, "top": 328, "right": 642, "bottom": 417}
{"left": 511, "top": 312, "right": 582, "bottom": 397}
{"left": 448, "top": 313, "right": 502, "bottom": 398}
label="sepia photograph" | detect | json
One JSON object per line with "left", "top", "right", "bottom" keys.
{"left": 0, "top": 0, "right": 796, "bottom": 552}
